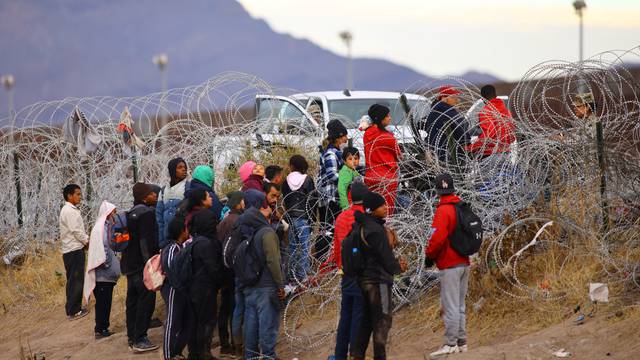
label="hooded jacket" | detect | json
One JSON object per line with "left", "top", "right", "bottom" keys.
{"left": 425, "top": 194, "right": 470, "bottom": 270}
{"left": 282, "top": 172, "right": 317, "bottom": 220}
{"left": 189, "top": 165, "right": 224, "bottom": 220}
{"left": 423, "top": 101, "right": 469, "bottom": 162}
{"left": 354, "top": 211, "right": 402, "bottom": 285}
{"left": 83, "top": 201, "right": 120, "bottom": 304}
{"left": 466, "top": 98, "right": 516, "bottom": 155}
{"left": 241, "top": 207, "right": 283, "bottom": 289}
{"left": 189, "top": 209, "right": 223, "bottom": 286}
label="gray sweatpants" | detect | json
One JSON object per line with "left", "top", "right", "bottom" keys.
{"left": 439, "top": 265, "right": 469, "bottom": 346}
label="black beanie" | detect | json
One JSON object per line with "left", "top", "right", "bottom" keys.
{"left": 327, "top": 119, "right": 348, "bottom": 140}
{"left": 168, "top": 157, "right": 187, "bottom": 186}
{"left": 367, "top": 104, "right": 390, "bottom": 125}
{"left": 350, "top": 182, "right": 368, "bottom": 205}
{"left": 363, "top": 191, "right": 386, "bottom": 213}
{"left": 133, "top": 182, "right": 153, "bottom": 204}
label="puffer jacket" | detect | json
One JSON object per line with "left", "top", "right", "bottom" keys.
{"left": 466, "top": 98, "right": 516, "bottom": 155}
{"left": 156, "top": 179, "right": 190, "bottom": 249}
{"left": 189, "top": 209, "right": 223, "bottom": 287}
{"left": 425, "top": 194, "right": 470, "bottom": 270}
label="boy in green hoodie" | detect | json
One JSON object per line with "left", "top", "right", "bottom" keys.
{"left": 338, "top": 147, "right": 361, "bottom": 210}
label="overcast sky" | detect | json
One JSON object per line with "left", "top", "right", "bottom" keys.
{"left": 238, "top": 0, "right": 640, "bottom": 81}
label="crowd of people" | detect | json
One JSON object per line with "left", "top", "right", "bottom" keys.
{"left": 58, "top": 88, "right": 520, "bottom": 360}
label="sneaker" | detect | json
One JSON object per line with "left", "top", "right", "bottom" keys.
{"left": 458, "top": 344, "right": 468, "bottom": 353}
{"left": 429, "top": 344, "right": 459, "bottom": 359}
{"left": 132, "top": 337, "right": 160, "bottom": 353}
{"left": 95, "top": 329, "right": 114, "bottom": 340}
{"left": 68, "top": 308, "right": 89, "bottom": 321}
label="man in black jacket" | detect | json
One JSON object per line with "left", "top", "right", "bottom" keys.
{"left": 352, "top": 192, "right": 406, "bottom": 360}
{"left": 188, "top": 209, "right": 224, "bottom": 360}
{"left": 422, "top": 86, "right": 469, "bottom": 168}
{"left": 121, "top": 182, "right": 160, "bottom": 353}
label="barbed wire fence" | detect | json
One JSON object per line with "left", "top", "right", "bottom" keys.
{"left": 1, "top": 48, "right": 639, "bottom": 351}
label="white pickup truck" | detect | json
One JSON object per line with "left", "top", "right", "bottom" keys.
{"left": 253, "top": 90, "right": 428, "bottom": 157}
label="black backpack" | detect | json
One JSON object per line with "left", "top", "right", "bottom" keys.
{"left": 222, "top": 222, "right": 247, "bottom": 269}
{"left": 164, "top": 239, "right": 197, "bottom": 292}
{"left": 341, "top": 223, "right": 368, "bottom": 277}
{"left": 233, "top": 227, "right": 268, "bottom": 287}
{"left": 449, "top": 202, "right": 483, "bottom": 256}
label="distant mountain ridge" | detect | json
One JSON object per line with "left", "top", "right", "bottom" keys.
{"left": 0, "top": 0, "right": 501, "bottom": 118}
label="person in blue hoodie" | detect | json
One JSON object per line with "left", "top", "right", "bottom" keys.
{"left": 188, "top": 165, "right": 224, "bottom": 221}
{"left": 156, "top": 157, "right": 190, "bottom": 249}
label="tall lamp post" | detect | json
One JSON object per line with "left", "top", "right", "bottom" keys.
{"left": 152, "top": 53, "right": 169, "bottom": 138}
{"left": 339, "top": 31, "right": 353, "bottom": 90}
{"left": 573, "top": 0, "right": 586, "bottom": 62}
{"left": 2, "top": 74, "right": 22, "bottom": 227}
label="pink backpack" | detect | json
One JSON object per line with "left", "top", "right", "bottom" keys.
{"left": 143, "top": 253, "right": 165, "bottom": 291}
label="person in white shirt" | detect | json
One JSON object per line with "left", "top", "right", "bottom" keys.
{"left": 59, "top": 184, "right": 90, "bottom": 320}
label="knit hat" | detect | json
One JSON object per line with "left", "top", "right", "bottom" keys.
{"left": 243, "top": 189, "right": 266, "bottom": 209}
{"left": 192, "top": 165, "right": 215, "bottom": 188}
{"left": 363, "top": 191, "right": 386, "bottom": 213}
{"left": 434, "top": 173, "right": 455, "bottom": 195}
{"left": 367, "top": 104, "right": 390, "bottom": 124}
{"left": 132, "top": 182, "right": 153, "bottom": 204}
{"left": 438, "top": 85, "right": 460, "bottom": 100}
{"left": 327, "top": 119, "right": 348, "bottom": 140}
{"left": 238, "top": 161, "right": 257, "bottom": 183}
{"left": 149, "top": 184, "right": 162, "bottom": 195}
{"left": 167, "top": 157, "right": 187, "bottom": 185}
{"left": 226, "top": 191, "right": 244, "bottom": 209}
{"left": 350, "top": 182, "right": 368, "bottom": 205}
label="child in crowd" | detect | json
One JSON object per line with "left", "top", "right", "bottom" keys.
{"left": 160, "top": 216, "right": 191, "bottom": 360}
{"left": 338, "top": 146, "right": 361, "bottom": 210}
{"left": 282, "top": 155, "right": 317, "bottom": 283}
{"left": 83, "top": 201, "right": 121, "bottom": 340}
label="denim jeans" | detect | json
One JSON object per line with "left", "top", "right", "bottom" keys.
{"left": 232, "top": 283, "right": 245, "bottom": 347}
{"left": 334, "top": 276, "right": 364, "bottom": 360}
{"left": 288, "top": 217, "right": 311, "bottom": 282}
{"left": 243, "top": 287, "right": 281, "bottom": 359}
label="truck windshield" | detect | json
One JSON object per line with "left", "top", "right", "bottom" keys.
{"left": 328, "top": 98, "right": 419, "bottom": 128}
{"left": 256, "top": 98, "right": 315, "bottom": 135}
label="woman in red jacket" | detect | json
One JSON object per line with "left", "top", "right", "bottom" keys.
{"left": 363, "top": 104, "right": 402, "bottom": 215}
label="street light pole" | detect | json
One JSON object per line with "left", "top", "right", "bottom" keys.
{"left": 573, "top": 0, "right": 586, "bottom": 62}
{"left": 152, "top": 53, "right": 169, "bottom": 136}
{"left": 339, "top": 31, "right": 353, "bottom": 90}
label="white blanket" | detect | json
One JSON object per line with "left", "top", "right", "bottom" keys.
{"left": 82, "top": 201, "right": 116, "bottom": 305}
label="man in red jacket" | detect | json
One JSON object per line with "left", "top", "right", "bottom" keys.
{"left": 466, "top": 85, "right": 515, "bottom": 157}
{"left": 425, "top": 173, "right": 470, "bottom": 358}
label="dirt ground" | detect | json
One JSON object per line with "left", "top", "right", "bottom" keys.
{"left": 1, "top": 288, "right": 639, "bottom": 360}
